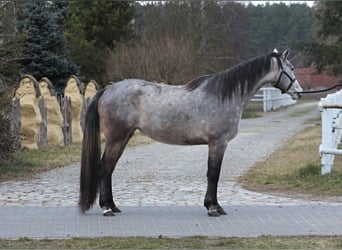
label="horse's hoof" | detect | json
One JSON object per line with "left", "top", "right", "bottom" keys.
{"left": 111, "top": 206, "right": 121, "bottom": 213}
{"left": 217, "top": 207, "right": 227, "bottom": 215}
{"left": 208, "top": 208, "right": 220, "bottom": 217}
{"left": 103, "top": 208, "right": 115, "bottom": 216}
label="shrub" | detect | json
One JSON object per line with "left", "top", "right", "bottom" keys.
{"left": 104, "top": 35, "right": 205, "bottom": 85}
{"left": 0, "top": 81, "right": 20, "bottom": 163}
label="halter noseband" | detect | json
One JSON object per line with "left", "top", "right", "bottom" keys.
{"left": 271, "top": 53, "right": 296, "bottom": 94}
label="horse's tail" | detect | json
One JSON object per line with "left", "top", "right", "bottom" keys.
{"left": 79, "top": 88, "right": 105, "bottom": 213}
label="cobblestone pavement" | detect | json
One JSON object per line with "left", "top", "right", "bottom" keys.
{"left": 0, "top": 102, "right": 341, "bottom": 239}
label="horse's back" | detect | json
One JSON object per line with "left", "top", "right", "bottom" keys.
{"left": 98, "top": 79, "right": 239, "bottom": 145}
{"left": 98, "top": 79, "right": 174, "bottom": 127}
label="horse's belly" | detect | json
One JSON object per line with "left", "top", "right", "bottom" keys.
{"left": 137, "top": 106, "right": 239, "bottom": 146}
{"left": 140, "top": 129, "right": 208, "bottom": 145}
{"left": 137, "top": 117, "right": 209, "bottom": 146}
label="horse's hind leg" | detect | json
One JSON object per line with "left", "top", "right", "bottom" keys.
{"left": 99, "top": 129, "right": 135, "bottom": 216}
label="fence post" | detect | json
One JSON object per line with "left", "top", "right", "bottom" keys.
{"left": 262, "top": 88, "right": 267, "bottom": 112}
{"left": 59, "top": 96, "right": 72, "bottom": 145}
{"left": 256, "top": 87, "right": 296, "bottom": 112}
{"left": 11, "top": 98, "right": 21, "bottom": 149}
{"left": 318, "top": 90, "right": 342, "bottom": 175}
{"left": 319, "top": 104, "right": 334, "bottom": 175}
{"left": 38, "top": 97, "right": 48, "bottom": 147}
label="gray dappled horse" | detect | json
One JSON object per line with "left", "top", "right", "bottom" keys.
{"left": 79, "top": 49, "right": 303, "bottom": 217}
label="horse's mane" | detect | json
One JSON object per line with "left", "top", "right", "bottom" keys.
{"left": 185, "top": 53, "right": 279, "bottom": 101}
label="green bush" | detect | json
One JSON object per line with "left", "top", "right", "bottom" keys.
{"left": 298, "top": 163, "right": 321, "bottom": 178}
{"left": 0, "top": 82, "right": 19, "bottom": 163}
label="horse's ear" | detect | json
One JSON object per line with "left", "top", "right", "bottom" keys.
{"left": 270, "top": 48, "right": 280, "bottom": 57}
{"left": 282, "top": 49, "right": 290, "bottom": 59}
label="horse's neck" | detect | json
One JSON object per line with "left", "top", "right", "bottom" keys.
{"left": 241, "top": 72, "right": 274, "bottom": 109}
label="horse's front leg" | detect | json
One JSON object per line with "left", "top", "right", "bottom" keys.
{"left": 204, "top": 140, "right": 228, "bottom": 217}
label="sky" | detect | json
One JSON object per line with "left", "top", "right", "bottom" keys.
{"left": 242, "top": 1, "right": 316, "bottom": 6}
{"left": 141, "top": 1, "right": 317, "bottom": 7}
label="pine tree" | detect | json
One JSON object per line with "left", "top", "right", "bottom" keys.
{"left": 18, "top": 1, "right": 78, "bottom": 93}
{"left": 305, "top": 2, "right": 342, "bottom": 75}
{"left": 245, "top": 3, "right": 315, "bottom": 59}
{"left": 65, "top": 1, "right": 135, "bottom": 84}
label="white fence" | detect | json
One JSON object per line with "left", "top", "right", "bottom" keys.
{"left": 252, "top": 87, "right": 297, "bottom": 112}
{"left": 318, "top": 89, "right": 342, "bottom": 175}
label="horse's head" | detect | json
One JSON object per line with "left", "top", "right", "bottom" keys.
{"left": 271, "top": 49, "right": 303, "bottom": 100}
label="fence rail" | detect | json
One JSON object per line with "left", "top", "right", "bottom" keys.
{"left": 318, "top": 89, "right": 342, "bottom": 175}
{"left": 251, "top": 87, "right": 297, "bottom": 112}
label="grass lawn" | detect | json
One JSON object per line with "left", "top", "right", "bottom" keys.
{"left": 0, "top": 131, "right": 152, "bottom": 183}
{"left": 0, "top": 235, "right": 342, "bottom": 249}
{"left": 239, "top": 122, "right": 342, "bottom": 199}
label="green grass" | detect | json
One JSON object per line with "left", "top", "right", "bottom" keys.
{"left": 242, "top": 111, "right": 261, "bottom": 119}
{"left": 239, "top": 123, "right": 342, "bottom": 198}
{"left": 0, "top": 144, "right": 82, "bottom": 182}
{"left": 0, "top": 235, "right": 342, "bottom": 249}
{"left": 251, "top": 163, "right": 342, "bottom": 196}
{"left": 298, "top": 163, "right": 321, "bottom": 177}
{"left": 0, "top": 131, "right": 152, "bottom": 183}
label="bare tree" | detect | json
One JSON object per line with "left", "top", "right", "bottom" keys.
{"left": 107, "top": 1, "right": 249, "bottom": 84}
{"left": 0, "top": 1, "right": 25, "bottom": 162}
{"left": 105, "top": 34, "right": 204, "bottom": 84}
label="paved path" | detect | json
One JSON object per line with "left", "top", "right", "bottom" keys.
{"left": 0, "top": 102, "right": 341, "bottom": 239}
{"left": 1, "top": 205, "right": 341, "bottom": 238}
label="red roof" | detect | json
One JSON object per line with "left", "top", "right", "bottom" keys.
{"left": 294, "top": 66, "right": 340, "bottom": 89}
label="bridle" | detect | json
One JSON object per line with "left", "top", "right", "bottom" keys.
{"left": 275, "top": 69, "right": 296, "bottom": 94}
{"left": 271, "top": 53, "right": 296, "bottom": 94}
